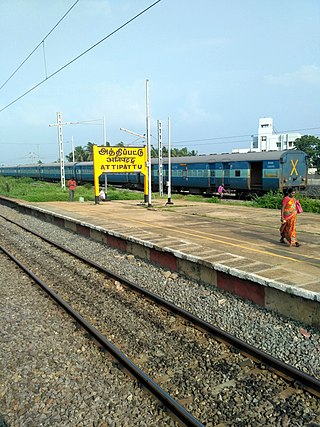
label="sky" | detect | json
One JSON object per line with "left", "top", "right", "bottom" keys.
{"left": 0, "top": 0, "right": 319, "bottom": 165}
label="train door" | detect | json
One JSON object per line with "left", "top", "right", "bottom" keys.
{"left": 222, "top": 162, "right": 231, "bottom": 187}
{"left": 209, "top": 163, "right": 216, "bottom": 191}
{"left": 74, "top": 164, "right": 82, "bottom": 183}
{"left": 249, "top": 161, "right": 263, "bottom": 190}
{"left": 170, "top": 163, "right": 187, "bottom": 192}
{"left": 39, "top": 165, "right": 44, "bottom": 181}
{"left": 182, "top": 165, "right": 188, "bottom": 182}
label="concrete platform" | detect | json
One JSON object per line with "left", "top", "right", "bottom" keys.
{"left": 4, "top": 197, "right": 320, "bottom": 327}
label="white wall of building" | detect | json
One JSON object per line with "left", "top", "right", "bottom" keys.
{"left": 251, "top": 117, "right": 301, "bottom": 152}
{"left": 232, "top": 117, "right": 301, "bottom": 153}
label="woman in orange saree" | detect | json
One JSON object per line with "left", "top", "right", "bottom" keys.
{"left": 280, "top": 188, "right": 300, "bottom": 247}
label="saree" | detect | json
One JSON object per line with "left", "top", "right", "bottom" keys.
{"left": 280, "top": 196, "right": 298, "bottom": 246}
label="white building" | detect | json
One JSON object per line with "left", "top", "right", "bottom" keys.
{"left": 232, "top": 117, "right": 301, "bottom": 153}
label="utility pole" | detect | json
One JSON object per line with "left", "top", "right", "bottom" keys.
{"left": 166, "top": 116, "right": 173, "bottom": 204}
{"left": 119, "top": 127, "right": 147, "bottom": 203}
{"left": 71, "top": 136, "right": 75, "bottom": 162}
{"left": 103, "top": 117, "right": 107, "bottom": 145}
{"left": 28, "top": 152, "right": 38, "bottom": 164}
{"left": 157, "top": 120, "right": 163, "bottom": 196}
{"left": 49, "top": 112, "right": 65, "bottom": 189}
{"left": 49, "top": 115, "right": 106, "bottom": 190}
{"left": 146, "top": 79, "right": 152, "bottom": 207}
{"left": 103, "top": 116, "right": 108, "bottom": 197}
{"left": 65, "top": 137, "right": 75, "bottom": 162}
{"left": 36, "top": 144, "right": 40, "bottom": 162}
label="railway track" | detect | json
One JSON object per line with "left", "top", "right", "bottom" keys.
{"left": 0, "top": 251, "right": 176, "bottom": 427}
{"left": 1, "top": 213, "right": 320, "bottom": 426}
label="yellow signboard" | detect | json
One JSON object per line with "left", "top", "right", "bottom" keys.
{"left": 93, "top": 146, "right": 147, "bottom": 175}
{"left": 93, "top": 145, "right": 148, "bottom": 202}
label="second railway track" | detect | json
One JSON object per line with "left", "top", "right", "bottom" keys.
{"left": 0, "top": 205, "right": 319, "bottom": 426}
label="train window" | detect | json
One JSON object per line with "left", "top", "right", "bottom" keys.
{"left": 210, "top": 171, "right": 215, "bottom": 177}
{"left": 235, "top": 170, "right": 240, "bottom": 177}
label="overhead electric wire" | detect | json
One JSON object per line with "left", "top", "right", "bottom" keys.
{"left": 279, "top": 126, "right": 320, "bottom": 133}
{"left": 0, "top": 0, "right": 80, "bottom": 92}
{"left": 172, "top": 127, "right": 320, "bottom": 145}
{"left": 172, "top": 140, "right": 253, "bottom": 149}
{"left": 0, "top": 0, "right": 162, "bottom": 114}
{"left": 173, "top": 133, "right": 254, "bottom": 144}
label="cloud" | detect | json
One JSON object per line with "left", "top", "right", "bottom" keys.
{"left": 264, "top": 65, "right": 320, "bottom": 86}
{"left": 176, "top": 90, "right": 223, "bottom": 124}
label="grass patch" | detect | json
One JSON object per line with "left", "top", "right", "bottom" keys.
{"left": 251, "top": 190, "right": 320, "bottom": 213}
{"left": 0, "top": 177, "right": 319, "bottom": 213}
{"left": 0, "top": 177, "right": 147, "bottom": 202}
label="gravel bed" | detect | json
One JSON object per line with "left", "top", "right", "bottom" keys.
{"left": 0, "top": 205, "right": 320, "bottom": 426}
{"left": 2, "top": 218, "right": 287, "bottom": 424}
{"left": 0, "top": 252, "right": 177, "bottom": 427}
{"left": 2, "top": 205, "right": 318, "bottom": 380}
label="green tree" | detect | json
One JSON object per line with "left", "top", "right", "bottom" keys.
{"left": 72, "top": 146, "right": 87, "bottom": 162}
{"left": 294, "top": 135, "right": 320, "bottom": 167}
{"left": 66, "top": 142, "right": 95, "bottom": 162}
{"left": 151, "top": 145, "right": 158, "bottom": 158}
{"left": 150, "top": 146, "right": 198, "bottom": 158}
{"left": 65, "top": 151, "right": 73, "bottom": 162}
{"left": 85, "top": 142, "right": 94, "bottom": 161}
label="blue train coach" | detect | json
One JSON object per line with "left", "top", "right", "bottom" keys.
{"left": 0, "top": 150, "right": 308, "bottom": 197}
{"left": 154, "top": 150, "right": 308, "bottom": 196}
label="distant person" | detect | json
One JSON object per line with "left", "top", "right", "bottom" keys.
{"left": 280, "top": 187, "right": 301, "bottom": 247}
{"left": 67, "top": 177, "right": 77, "bottom": 201}
{"left": 218, "top": 184, "right": 226, "bottom": 199}
{"left": 99, "top": 188, "right": 107, "bottom": 202}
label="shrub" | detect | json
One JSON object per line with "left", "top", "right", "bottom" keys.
{"left": 298, "top": 196, "right": 320, "bottom": 213}
{"left": 251, "top": 190, "right": 320, "bottom": 213}
{"left": 251, "top": 191, "right": 283, "bottom": 209}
